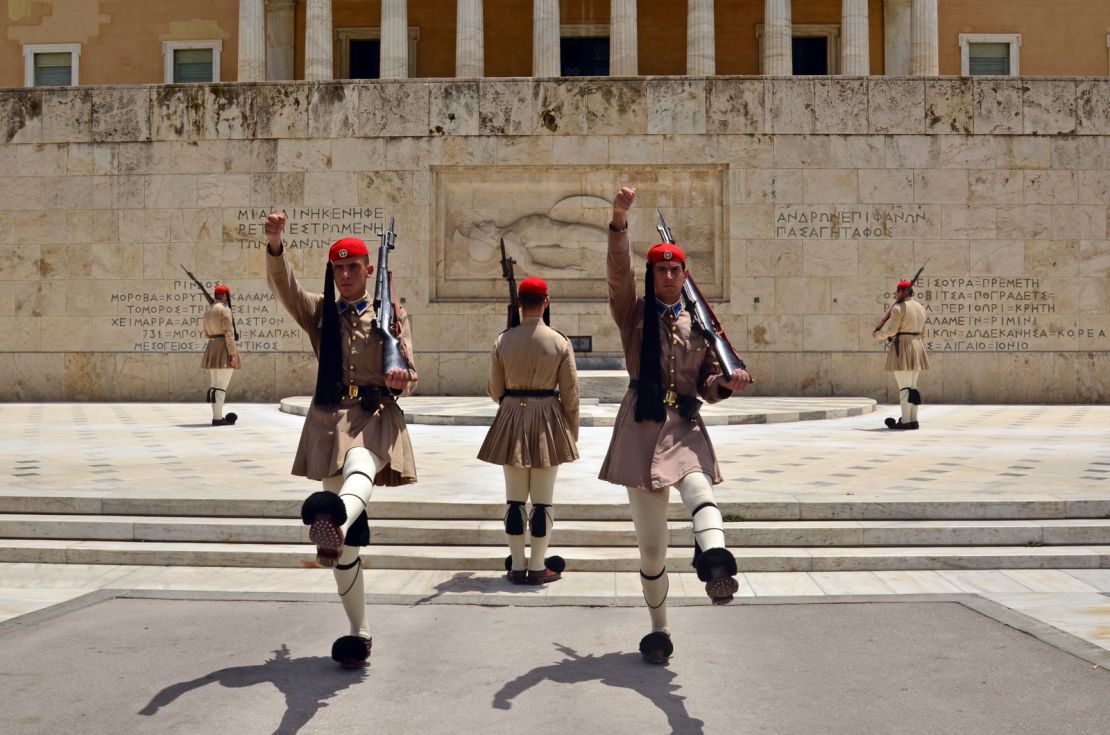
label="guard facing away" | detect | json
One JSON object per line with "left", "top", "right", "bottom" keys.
{"left": 264, "top": 212, "right": 418, "bottom": 668}
{"left": 601, "top": 187, "right": 753, "bottom": 666}
{"left": 478, "top": 276, "right": 580, "bottom": 586}
{"left": 201, "top": 284, "right": 241, "bottom": 426}
{"left": 872, "top": 279, "right": 930, "bottom": 430}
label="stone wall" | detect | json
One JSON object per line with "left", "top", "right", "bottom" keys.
{"left": 1, "top": 76, "right": 1108, "bottom": 402}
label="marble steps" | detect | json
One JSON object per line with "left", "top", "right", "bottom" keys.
{"left": 5, "top": 515, "right": 1110, "bottom": 548}
{"left": 4, "top": 495, "right": 1109, "bottom": 522}
{"left": 1, "top": 538, "right": 1109, "bottom": 572}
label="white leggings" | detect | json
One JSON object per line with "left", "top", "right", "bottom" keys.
{"left": 627, "top": 472, "right": 727, "bottom": 633}
{"left": 894, "top": 370, "right": 920, "bottom": 422}
{"left": 320, "top": 447, "right": 385, "bottom": 639}
{"left": 208, "top": 368, "right": 233, "bottom": 420}
{"left": 503, "top": 466, "right": 558, "bottom": 573}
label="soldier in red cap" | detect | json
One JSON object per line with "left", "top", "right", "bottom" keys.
{"left": 201, "top": 284, "right": 241, "bottom": 426}
{"left": 264, "top": 212, "right": 418, "bottom": 668}
{"left": 478, "top": 276, "right": 580, "bottom": 585}
{"left": 603, "top": 186, "right": 752, "bottom": 666}
{"left": 872, "top": 279, "right": 930, "bottom": 429}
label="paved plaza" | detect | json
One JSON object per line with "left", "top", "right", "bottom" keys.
{"left": 1, "top": 400, "right": 1109, "bottom": 733}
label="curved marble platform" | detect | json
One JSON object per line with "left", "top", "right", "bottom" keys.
{"left": 278, "top": 395, "right": 877, "bottom": 426}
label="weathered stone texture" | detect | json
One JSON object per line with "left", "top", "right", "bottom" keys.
{"left": 0, "top": 78, "right": 1107, "bottom": 402}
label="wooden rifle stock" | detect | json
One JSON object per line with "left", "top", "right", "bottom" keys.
{"left": 500, "top": 238, "right": 520, "bottom": 329}
{"left": 373, "top": 217, "right": 408, "bottom": 375}
{"left": 655, "top": 211, "right": 751, "bottom": 380}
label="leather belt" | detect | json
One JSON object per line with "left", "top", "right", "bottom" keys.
{"left": 627, "top": 379, "right": 701, "bottom": 417}
{"left": 502, "top": 389, "right": 557, "bottom": 397}
{"left": 892, "top": 331, "right": 920, "bottom": 358}
{"left": 343, "top": 384, "right": 396, "bottom": 401}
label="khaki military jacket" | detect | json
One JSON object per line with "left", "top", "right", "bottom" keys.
{"left": 266, "top": 248, "right": 417, "bottom": 485}
{"left": 201, "top": 302, "right": 240, "bottom": 370}
{"left": 477, "top": 317, "right": 580, "bottom": 468}
{"left": 598, "top": 229, "right": 731, "bottom": 491}
{"left": 877, "top": 298, "right": 930, "bottom": 372}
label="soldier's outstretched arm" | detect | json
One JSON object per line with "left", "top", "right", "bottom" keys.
{"left": 607, "top": 187, "right": 638, "bottom": 328}
{"left": 263, "top": 212, "right": 322, "bottom": 335}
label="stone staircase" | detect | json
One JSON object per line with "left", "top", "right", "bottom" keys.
{"left": 2, "top": 496, "right": 1109, "bottom": 572}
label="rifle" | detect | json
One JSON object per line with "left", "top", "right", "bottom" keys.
{"left": 499, "top": 238, "right": 521, "bottom": 329}
{"left": 182, "top": 264, "right": 239, "bottom": 341}
{"left": 373, "top": 217, "right": 409, "bottom": 376}
{"left": 873, "top": 262, "right": 926, "bottom": 333}
{"left": 656, "top": 210, "right": 750, "bottom": 379}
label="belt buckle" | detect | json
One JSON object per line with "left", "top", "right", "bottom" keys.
{"left": 663, "top": 389, "right": 678, "bottom": 407}
{"left": 347, "top": 384, "right": 359, "bottom": 400}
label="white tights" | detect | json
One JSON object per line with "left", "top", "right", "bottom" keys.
{"left": 503, "top": 466, "right": 558, "bottom": 572}
{"left": 208, "top": 368, "right": 233, "bottom": 420}
{"left": 894, "top": 370, "right": 920, "bottom": 422}
{"left": 627, "top": 473, "right": 727, "bottom": 633}
{"left": 320, "top": 448, "right": 385, "bottom": 639}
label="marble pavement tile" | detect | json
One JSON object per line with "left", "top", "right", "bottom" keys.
{"left": 744, "top": 572, "right": 824, "bottom": 596}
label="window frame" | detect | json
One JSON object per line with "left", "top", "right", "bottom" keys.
{"left": 162, "top": 40, "right": 222, "bottom": 84}
{"left": 959, "top": 33, "right": 1021, "bottom": 76}
{"left": 23, "top": 43, "right": 81, "bottom": 87}
{"left": 755, "top": 24, "right": 841, "bottom": 75}
{"left": 335, "top": 27, "right": 420, "bottom": 79}
{"left": 559, "top": 23, "right": 610, "bottom": 77}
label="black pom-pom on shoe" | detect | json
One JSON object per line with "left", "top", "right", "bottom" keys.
{"left": 331, "top": 635, "right": 372, "bottom": 668}
{"left": 639, "top": 632, "right": 673, "bottom": 665}
{"left": 224, "top": 412, "right": 238, "bottom": 425}
{"left": 694, "top": 547, "right": 737, "bottom": 582}
{"left": 544, "top": 555, "right": 566, "bottom": 574}
{"left": 300, "top": 491, "right": 347, "bottom": 526}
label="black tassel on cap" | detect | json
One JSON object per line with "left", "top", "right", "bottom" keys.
{"left": 635, "top": 262, "right": 665, "bottom": 423}
{"left": 313, "top": 262, "right": 343, "bottom": 407}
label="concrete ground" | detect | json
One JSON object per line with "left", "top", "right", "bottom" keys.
{"left": 2, "top": 401, "right": 1110, "bottom": 733}
{"left": 1, "top": 594, "right": 1109, "bottom": 735}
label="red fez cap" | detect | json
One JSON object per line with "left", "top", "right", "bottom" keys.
{"left": 214, "top": 284, "right": 230, "bottom": 295}
{"left": 647, "top": 243, "right": 686, "bottom": 265}
{"left": 518, "top": 276, "right": 548, "bottom": 297}
{"left": 897, "top": 279, "right": 912, "bottom": 290}
{"left": 329, "top": 237, "right": 370, "bottom": 262}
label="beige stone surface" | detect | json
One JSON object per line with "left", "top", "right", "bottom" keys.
{"left": 0, "top": 79, "right": 1107, "bottom": 401}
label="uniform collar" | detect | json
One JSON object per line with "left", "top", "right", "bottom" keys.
{"left": 655, "top": 300, "right": 682, "bottom": 319}
{"left": 337, "top": 294, "right": 371, "bottom": 315}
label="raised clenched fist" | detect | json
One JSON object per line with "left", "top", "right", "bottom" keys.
{"left": 264, "top": 212, "right": 286, "bottom": 254}
{"left": 613, "top": 186, "right": 636, "bottom": 214}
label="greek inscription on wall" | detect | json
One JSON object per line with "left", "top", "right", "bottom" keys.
{"left": 908, "top": 278, "right": 1108, "bottom": 352}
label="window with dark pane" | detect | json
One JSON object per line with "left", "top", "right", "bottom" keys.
{"left": 792, "top": 37, "right": 828, "bottom": 75}
{"left": 968, "top": 43, "right": 1010, "bottom": 75}
{"left": 349, "top": 39, "right": 381, "bottom": 79}
{"left": 174, "top": 48, "right": 214, "bottom": 83}
{"left": 34, "top": 52, "right": 72, "bottom": 86}
{"left": 561, "top": 37, "right": 609, "bottom": 76}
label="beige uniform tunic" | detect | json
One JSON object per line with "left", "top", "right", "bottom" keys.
{"left": 266, "top": 249, "right": 417, "bottom": 485}
{"left": 200, "top": 302, "right": 240, "bottom": 369}
{"left": 477, "top": 317, "right": 580, "bottom": 468}
{"left": 598, "top": 229, "right": 733, "bottom": 491}
{"left": 877, "top": 298, "right": 930, "bottom": 372}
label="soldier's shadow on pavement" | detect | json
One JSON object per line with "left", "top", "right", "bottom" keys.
{"left": 411, "top": 570, "right": 542, "bottom": 605}
{"left": 493, "top": 643, "right": 704, "bottom": 734}
{"left": 138, "top": 644, "right": 366, "bottom": 735}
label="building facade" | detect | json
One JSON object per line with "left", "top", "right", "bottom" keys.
{"left": 4, "top": 1, "right": 1110, "bottom": 86}
{"left": 1, "top": 2, "right": 1109, "bottom": 403}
